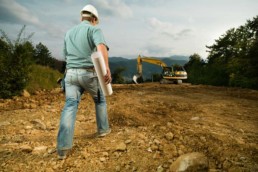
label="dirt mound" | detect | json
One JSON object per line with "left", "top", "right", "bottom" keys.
{"left": 0, "top": 83, "right": 257, "bottom": 171}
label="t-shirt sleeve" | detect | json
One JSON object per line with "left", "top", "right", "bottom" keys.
{"left": 63, "top": 39, "right": 67, "bottom": 60}
{"left": 92, "top": 28, "right": 109, "bottom": 51}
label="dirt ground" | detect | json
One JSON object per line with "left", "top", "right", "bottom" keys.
{"left": 0, "top": 83, "right": 257, "bottom": 172}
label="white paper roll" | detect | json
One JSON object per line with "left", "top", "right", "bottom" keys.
{"left": 91, "top": 52, "right": 113, "bottom": 96}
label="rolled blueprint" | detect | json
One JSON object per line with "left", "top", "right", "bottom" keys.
{"left": 91, "top": 52, "right": 113, "bottom": 96}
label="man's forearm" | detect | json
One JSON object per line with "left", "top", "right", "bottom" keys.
{"left": 97, "top": 44, "right": 109, "bottom": 69}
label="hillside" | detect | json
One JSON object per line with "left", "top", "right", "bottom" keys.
{"left": 0, "top": 83, "right": 257, "bottom": 171}
{"left": 26, "top": 65, "right": 62, "bottom": 93}
{"left": 109, "top": 56, "right": 188, "bottom": 81}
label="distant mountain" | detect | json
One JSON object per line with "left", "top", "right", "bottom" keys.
{"left": 109, "top": 57, "right": 130, "bottom": 63}
{"left": 109, "top": 56, "right": 189, "bottom": 81}
{"left": 169, "top": 55, "right": 189, "bottom": 61}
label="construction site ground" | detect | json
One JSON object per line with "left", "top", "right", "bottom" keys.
{"left": 0, "top": 83, "right": 257, "bottom": 172}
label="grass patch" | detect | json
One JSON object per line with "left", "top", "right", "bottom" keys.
{"left": 26, "top": 64, "right": 63, "bottom": 93}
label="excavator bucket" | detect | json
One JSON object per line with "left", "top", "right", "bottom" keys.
{"left": 133, "top": 74, "right": 144, "bottom": 84}
{"left": 133, "top": 74, "right": 139, "bottom": 84}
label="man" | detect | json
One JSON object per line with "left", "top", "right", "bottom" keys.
{"left": 57, "top": 4, "right": 112, "bottom": 160}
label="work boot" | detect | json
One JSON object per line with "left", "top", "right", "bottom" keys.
{"left": 57, "top": 149, "right": 69, "bottom": 160}
{"left": 97, "top": 129, "right": 111, "bottom": 138}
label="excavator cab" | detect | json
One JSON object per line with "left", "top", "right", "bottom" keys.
{"left": 162, "top": 67, "right": 174, "bottom": 77}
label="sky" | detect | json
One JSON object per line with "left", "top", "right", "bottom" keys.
{"left": 0, "top": 0, "right": 258, "bottom": 60}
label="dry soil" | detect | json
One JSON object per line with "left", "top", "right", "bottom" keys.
{"left": 0, "top": 83, "right": 257, "bottom": 172}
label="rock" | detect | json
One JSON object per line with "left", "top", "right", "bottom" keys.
{"left": 20, "top": 145, "right": 33, "bottom": 153}
{"left": 235, "top": 138, "right": 245, "bottom": 145}
{"left": 25, "top": 125, "right": 33, "bottom": 130}
{"left": 125, "top": 164, "right": 131, "bottom": 170}
{"left": 51, "top": 88, "right": 61, "bottom": 94}
{"left": 158, "top": 145, "right": 164, "bottom": 151}
{"left": 30, "top": 103, "right": 37, "bottom": 109}
{"left": 23, "top": 90, "right": 30, "bottom": 97}
{"left": 138, "top": 133, "right": 147, "bottom": 140}
{"left": 191, "top": 117, "right": 200, "bottom": 121}
{"left": 170, "top": 152, "right": 209, "bottom": 172}
{"left": 31, "top": 119, "right": 47, "bottom": 130}
{"left": 102, "top": 152, "right": 109, "bottom": 157}
{"left": 82, "top": 151, "right": 90, "bottom": 159}
{"left": 125, "top": 139, "right": 132, "bottom": 144}
{"left": 132, "top": 166, "right": 138, "bottom": 171}
{"left": 116, "top": 143, "right": 127, "bottom": 151}
{"left": 178, "top": 149, "right": 184, "bottom": 156}
{"left": 13, "top": 135, "right": 24, "bottom": 143}
{"left": 167, "top": 122, "right": 173, "bottom": 128}
{"left": 154, "top": 139, "right": 161, "bottom": 145}
{"left": 147, "top": 147, "right": 152, "bottom": 152}
{"left": 200, "top": 136, "right": 206, "bottom": 142}
{"left": 33, "top": 146, "right": 48, "bottom": 154}
{"left": 115, "top": 165, "right": 121, "bottom": 171}
{"left": 160, "top": 126, "right": 167, "bottom": 130}
{"left": 77, "top": 115, "right": 86, "bottom": 122}
{"left": 100, "top": 157, "right": 106, "bottom": 162}
{"left": 165, "top": 132, "right": 174, "bottom": 141}
{"left": 19, "top": 129, "right": 26, "bottom": 134}
{"left": 209, "top": 169, "right": 221, "bottom": 172}
{"left": 0, "top": 121, "right": 11, "bottom": 127}
{"left": 113, "top": 152, "right": 120, "bottom": 158}
{"left": 23, "top": 103, "right": 31, "bottom": 109}
{"left": 157, "top": 165, "right": 164, "bottom": 172}
{"left": 223, "top": 160, "right": 232, "bottom": 169}
{"left": 45, "top": 168, "right": 54, "bottom": 172}
{"left": 151, "top": 144, "right": 159, "bottom": 151}
{"left": 48, "top": 148, "right": 56, "bottom": 154}
{"left": 153, "top": 152, "right": 161, "bottom": 159}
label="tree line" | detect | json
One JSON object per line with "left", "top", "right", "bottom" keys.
{"left": 0, "top": 26, "right": 65, "bottom": 98}
{"left": 184, "top": 16, "right": 258, "bottom": 89}
{"left": 1, "top": 16, "right": 257, "bottom": 98}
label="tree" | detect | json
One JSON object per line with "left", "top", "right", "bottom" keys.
{"left": 34, "top": 42, "right": 55, "bottom": 68}
{"left": 152, "top": 73, "right": 162, "bottom": 82}
{"left": 0, "top": 25, "right": 34, "bottom": 98}
{"left": 184, "top": 53, "right": 206, "bottom": 84}
{"left": 205, "top": 15, "right": 258, "bottom": 88}
{"left": 112, "top": 67, "right": 126, "bottom": 84}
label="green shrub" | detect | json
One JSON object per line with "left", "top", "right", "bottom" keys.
{"left": 26, "top": 64, "right": 62, "bottom": 93}
{"left": 0, "top": 26, "right": 34, "bottom": 98}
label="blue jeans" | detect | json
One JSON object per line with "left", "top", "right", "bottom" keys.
{"left": 57, "top": 68, "right": 110, "bottom": 151}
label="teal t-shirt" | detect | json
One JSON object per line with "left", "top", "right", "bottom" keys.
{"left": 63, "top": 20, "right": 108, "bottom": 69}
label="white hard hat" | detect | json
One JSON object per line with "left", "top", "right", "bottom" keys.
{"left": 81, "top": 4, "right": 99, "bottom": 24}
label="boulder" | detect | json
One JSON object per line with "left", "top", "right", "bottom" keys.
{"left": 170, "top": 152, "right": 209, "bottom": 172}
{"left": 31, "top": 119, "right": 47, "bottom": 130}
{"left": 116, "top": 143, "right": 127, "bottom": 151}
{"left": 22, "top": 90, "right": 30, "bottom": 97}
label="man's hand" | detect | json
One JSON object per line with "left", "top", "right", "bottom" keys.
{"left": 104, "top": 68, "right": 112, "bottom": 84}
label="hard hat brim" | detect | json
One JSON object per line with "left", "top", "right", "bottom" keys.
{"left": 81, "top": 11, "right": 99, "bottom": 24}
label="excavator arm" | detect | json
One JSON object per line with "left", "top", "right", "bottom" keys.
{"left": 133, "top": 55, "right": 167, "bottom": 84}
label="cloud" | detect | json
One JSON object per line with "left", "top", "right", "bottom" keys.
{"left": 141, "top": 44, "right": 173, "bottom": 57}
{"left": 0, "top": 0, "right": 68, "bottom": 40}
{"left": 146, "top": 17, "right": 191, "bottom": 39}
{"left": 0, "top": 0, "right": 40, "bottom": 25}
{"left": 88, "top": 0, "right": 133, "bottom": 19}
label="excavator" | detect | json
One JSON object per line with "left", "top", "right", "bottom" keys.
{"left": 133, "top": 55, "right": 187, "bottom": 84}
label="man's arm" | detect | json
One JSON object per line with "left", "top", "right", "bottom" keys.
{"left": 97, "top": 44, "right": 112, "bottom": 84}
